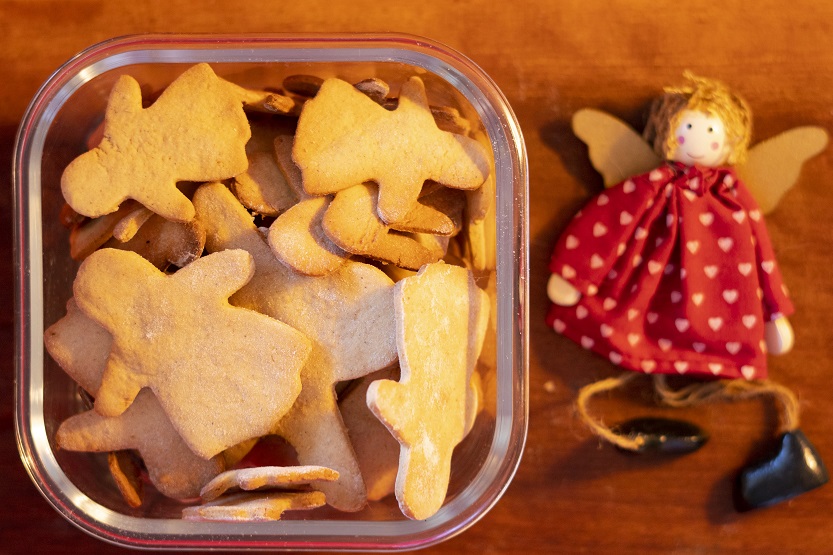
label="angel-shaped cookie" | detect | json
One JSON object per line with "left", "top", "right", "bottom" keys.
{"left": 547, "top": 72, "right": 829, "bottom": 509}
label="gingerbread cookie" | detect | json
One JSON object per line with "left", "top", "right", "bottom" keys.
{"left": 61, "top": 63, "right": 251, "bottom": 222}
{"left": 292, "top": 76, "right": 490, "bottom": 223}
{"left": 72, "top": 247, "right": 311, "bottom": 458}
{"left": 366, "top": 262, "right": 490, "bottom": 520}
{"left": 57, "top": 389, "right": 225, "bottom": 500}
{"left": 193, "top": 181, "right": 397, "bottom": 511}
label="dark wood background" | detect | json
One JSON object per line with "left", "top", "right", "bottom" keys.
{"left": 3, "top": 1, "right": 833, "bottom": 553}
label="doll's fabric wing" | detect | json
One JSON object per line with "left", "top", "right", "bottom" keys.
{"left": 736, "top": 126, "right": 829, "bottom": 214}
{"left": 572, "top": 108, "right": 662, "bottom": 188}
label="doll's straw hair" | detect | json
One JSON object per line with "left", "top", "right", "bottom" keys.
{"left": 643, "top": 71, "right": 753, "bottom": 165}
{"left": 575, "top": 372, "right": 800, "bottom": 452}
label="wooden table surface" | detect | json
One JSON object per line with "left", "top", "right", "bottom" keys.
{"left": 3, "top": 1, "right": 833, "bottom": 553}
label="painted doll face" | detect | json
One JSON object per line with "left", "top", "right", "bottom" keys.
{"left": 669, "top": 110, "right": 731, "bottom": 167}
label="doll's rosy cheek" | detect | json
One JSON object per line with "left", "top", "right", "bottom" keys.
{"left": 711, "top": 141, "right": 720, "bottom": 150}
{"left": 677, "top": 135, "right": 685, "bottom": 145}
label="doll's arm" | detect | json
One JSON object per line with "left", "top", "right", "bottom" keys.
{"left": 547, "top": 273, "right": 581, "bottom": 306}
{"left": 764, "top": 315, "right": 794, "bottom": 355}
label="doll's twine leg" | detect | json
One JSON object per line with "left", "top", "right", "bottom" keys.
{"left": 575, "top": 373, "right": 646, "bottom": 452}
{"left": 651, "top": 375, "right": 800, "bottom": 433}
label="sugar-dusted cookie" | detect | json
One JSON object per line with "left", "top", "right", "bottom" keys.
{"left": 389, "top": 182, "right": 465, "bottom": 236}
{"left": 72, "top": 247, "right": 311, "bottom": 459}
{"left": 200, "top": 465, "right": 339, "bottom": 502}
{"left": 339, "top": 367, "right": 401, "bottom": 502}
{"left": 267, "top": 196, "right": 349, "bottom": 276}
{"left": 105, "top": 212, "right": 205, "bottom": 269}
{"left": 231, "top": 117, "right": 299, "bottom": 217}
{"left": 366, "top": 262, "right": 490, "bottom": 520}
{"left": 273, "top": 134, "right": 306, "bottom": 198}
{"left": 46, "top": 299, "right": 222, "bottom": 505}
{"left": 464, "top": 132, "right": 497, "bottom": 271}
{"left": 193, "top": 182, "right": 398, "bottom": 511}
{"left": 292, "top": 76, "right": 490, "bottom": 223}
{"left": 182, "top": 491, "right": 326, "bottom": 522}
{"left": 61, "top": 63, "right": 251, "bottom": 222}
{"left": 44, "top": 298, "right": 111, "bottom": 394}
{"left": 57, "top": 389, "right": 225, "bottom": 500}
{"left": 321, "top": 183, "right": 445, "bottom": 271}
{"left": 107, "top": 451, "right": 144, "bottom": 508}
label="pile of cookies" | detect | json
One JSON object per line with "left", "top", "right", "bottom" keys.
{"left": 45, "top": 62, "right": 496, "bottom": 522}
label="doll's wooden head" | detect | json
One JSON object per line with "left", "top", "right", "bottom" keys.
{"left": 643, "top": 72, "right": 752, "bottom": 166}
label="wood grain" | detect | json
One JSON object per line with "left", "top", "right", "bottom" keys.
{"left": 3, "top": 1, "right": 833, "bottom": 553}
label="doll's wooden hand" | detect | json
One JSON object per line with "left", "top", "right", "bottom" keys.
{"left": 547, "top": 273, "right": 581, "bottom": 307}
{"left": 765, "top": 316, "right": 794, "bottom": 355}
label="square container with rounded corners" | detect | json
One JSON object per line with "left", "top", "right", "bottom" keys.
{"left": 13, "top": 33, "right": 528, "bottom": 551}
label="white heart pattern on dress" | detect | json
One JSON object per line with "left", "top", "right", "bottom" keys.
{"left": 590, "top": 254, "right": 604, "bottom": 269}
{"left": 600, "top": 324, "right": 614, "bottom": 338}
{"left": 593, "top": 222, "right": 608, "bottom": 237}
{"left": 699, "top": 212, "right": 714, "bottom": 226}
{"left": 641, "top": 360, "right": 657, "bottom": 373}
{"left": 576, "top": 306, "right": 588, "bottom": 319}
{"left": 708, "top": 317, "right": 724, "bottom": 331}
{"left": 566, "top": 235, "right": 579, "bottom": 249}
{"left": 726, "top": 342, "right": 742, "bottom": 355}
{"left": 738, "top": 262, "right": 752, "bottom": 276}
{"left": 718, "top": 237, "right": 734, "bottom": 252}
{"left": 620, "top": 211, "right": 633, "bottom": 225}
{"left": 623, "top": 180, "right": 636, "bottom": 193}
{"left": 675, "top": 318, "right": 690, "bottom": 332}
{"left": 674, "top": 361, "right": 689, "bottom": 374}
{"left": 742, "top": 314, "right": 757, "bottom": 329}
{"left": 658, "top": 338, "right": 673, "bottom": 352}
{"left": 741, "top": 365, "right": 756, "bottom": 380}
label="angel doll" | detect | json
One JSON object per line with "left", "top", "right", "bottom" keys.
{"left": 547, "top": 73, "right": 829, "bottom": 509}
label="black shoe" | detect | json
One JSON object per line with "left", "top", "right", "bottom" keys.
{"left": 612, "top": 417, "right": 708, "bottom": 454}
{"left": 737, "top": 429, "right": 828, "bottom": 510}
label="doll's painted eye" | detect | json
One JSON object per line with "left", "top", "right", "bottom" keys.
{"left": 686, "top": 123, "right": 692, "bottom": 129}
{"left": 708, "top": 127, "right": 714, "bottom": 133}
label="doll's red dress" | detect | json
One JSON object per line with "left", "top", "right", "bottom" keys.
{"left": 547, "top": 161, "right": 793, "bottom": 380}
